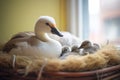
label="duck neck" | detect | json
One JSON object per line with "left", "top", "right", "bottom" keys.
{"left": 35, "top": 32, "right": 51, "bottom": 42}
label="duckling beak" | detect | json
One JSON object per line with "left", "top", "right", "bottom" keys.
{"left": 78, "top": 45, "right": 84, "bottom": 49}
{"left": 78, "top": 46, "right": 82, "bottom": 49}
{"left": 51, "top": 27, "right": 63, "bottom": 37}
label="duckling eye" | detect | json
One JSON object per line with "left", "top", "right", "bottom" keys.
{"left": 46, "top": 23, "right": 49, "bottom": 26}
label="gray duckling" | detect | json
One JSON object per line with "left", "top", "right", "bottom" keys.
{"left": 71, "top": 45, "right": 82, "bottom": 55}
{"left": 71, "top": 45, "right": 80, "bottom": 53}
{"left": 78, "top": 40, "right": 100, "bottom": 55}
{"left": 60, "top": 45, "right": 81, "bottom": 59}
{"left": 60, "top": 46, "right": 71, "bottom": 57}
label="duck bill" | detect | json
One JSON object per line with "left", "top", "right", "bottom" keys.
{"left": 51, "top": 27, "right": 63, "bottom": 37}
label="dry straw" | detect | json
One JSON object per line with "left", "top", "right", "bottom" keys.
{"left": 0, "top": 44, "right": 120, "bottom": 74}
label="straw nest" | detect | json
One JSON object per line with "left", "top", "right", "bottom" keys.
{"left": 0, "top": 44, "right": 120, "bottom": 75}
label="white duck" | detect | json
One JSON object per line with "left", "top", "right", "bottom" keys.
{"left": 2, "top": 16, "right": 63, "bottom": 59}
{"left": 9, "top": 31, "right": 81, "bottom": 47}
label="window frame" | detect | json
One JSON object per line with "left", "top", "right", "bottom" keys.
{"left": 66, "top": 0, "right": 89, "bottom": 41}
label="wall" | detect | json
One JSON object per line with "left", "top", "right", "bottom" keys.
{"left": 0, "top": 0, "right": 66, "bottom": 43}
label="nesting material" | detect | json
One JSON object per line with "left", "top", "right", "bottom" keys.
{"left": 0, "top": 54, "right": 32, "bottom": 68}
{"left": 60, "top": 52, "right": 109, "bottom": 72}
{"left": 0, "top": 43, "right": 4, "bottom": 51}
{"left": 26, "top": 59, "right": 62, "bottom": 74}
{"left": 60, "top": 55, "right": 86, "bottom": 72}
{"left": 97, "top": 45, "right": 120, "bottom": 65}
{"left": 0, "top": 44, "right": 120, "bottom": 74}
{"left": 0, "top": 54, "right": 13, "bottom": 68}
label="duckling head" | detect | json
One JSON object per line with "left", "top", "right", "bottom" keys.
{"left": 35, "top": 16, "right": 63, "bottom": 39}
{"left": 78, "top": 40, "right": 92, "bottom": 49}
{"left": 71, "top": 45, "right": 80, "bottom": 53}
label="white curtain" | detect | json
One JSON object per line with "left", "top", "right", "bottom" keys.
{"left": 66, "top": 0, "right": 83, "bottom": 40}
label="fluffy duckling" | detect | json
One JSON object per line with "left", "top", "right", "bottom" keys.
{"left": 61, "top": 46, "right": 71, "bottom": 55}
{"left": 2, "top": 16, "right": 63, "bottom": 59}
{"left": 71, "top": 45, "right": 80, "bottom": 53}
{"left": 60, "top": 45, "right": 82, "bottom": 59}
{"left": 78, "top": 40, "right": 100, "bottom": 55}
{"left": 59, "top": 46, "right": 71, "bottom": 59}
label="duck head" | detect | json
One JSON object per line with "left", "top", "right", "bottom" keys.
{"left": 35, "top": 16, "right": 63, "bottom": 38}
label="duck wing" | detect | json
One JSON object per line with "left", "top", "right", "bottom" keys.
{"left": 10, "top": 31, "right": 35, "bottom": 40}
{"left": 2, "top": 31, "right": 36, "bottom": 53}
{"left": 2, "top": 40, "right": 17, "bottom": 53}
{"left": 2, "top": 37, "right": 31, "bottom": 53}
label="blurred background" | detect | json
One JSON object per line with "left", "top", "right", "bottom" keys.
{"left": 89, "top": 0, "right": 120, "bottom": 45}
{"left": 0, "top": 0, "right": 67, "bottom": 43}
{"left": 0, "top": 0, "right": 120, "bottom": 45}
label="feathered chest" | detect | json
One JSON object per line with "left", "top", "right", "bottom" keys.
{"left": 26, "top": 37, "right": 62, "bottom": 58}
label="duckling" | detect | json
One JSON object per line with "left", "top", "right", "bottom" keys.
{"left": 60, "top": 45, "right": 83, "bottom": 59}
{"left": 61, "top": 46, "right": 71, "bottom": 56}
{"left": 59, "top": 46, "right": 71, "bottom": 59}
{"left": 2, "top": 16, "right": 63, "bottom": 59}
{"left": 71, "top": 45, "right": 80, "bottom": 53}
{"left": 78, "top": 40, "right": 100, "bottom": 55}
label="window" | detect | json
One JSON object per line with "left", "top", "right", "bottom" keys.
{"left": 67, "top": 0, "right": 120, "bottom": 46}
{"left": 89, "top": 0, "right": 120, "bottom": 45}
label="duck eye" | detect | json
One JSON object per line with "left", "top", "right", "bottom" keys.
{"left": 46, "top": 23, "right": 49, "bottom": 26}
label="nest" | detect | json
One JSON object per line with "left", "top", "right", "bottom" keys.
{"left": 0, "top": 44, "right": 120, "bottom": 80}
